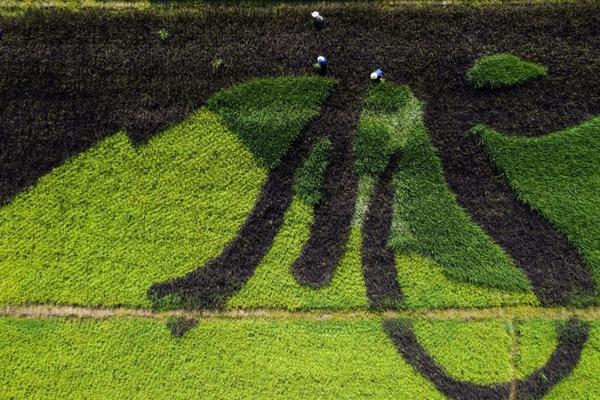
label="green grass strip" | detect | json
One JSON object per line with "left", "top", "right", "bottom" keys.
{"left": 228, "top": 197, "right": 368, "bottom": 310}
{"left": 0, "top": 109, "right": 266, "bottom": 308}
{"left": 475, "top": 117, "right": 600, "bottom": 300}
{"left": 467, "top": 53, "right": 546, "bottom": 89}
{"left": 363, "top": 83, "right": 532, "bottom": 291}
{"left": 0, "top": 316, "right": 447, "bottom": 399}
{"left": 207, "top": 76, "right": 335, "bottom": 169}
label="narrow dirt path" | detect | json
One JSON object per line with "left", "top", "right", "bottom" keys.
{"left": 3, "top": 304, "right": 600, "bottom": 322}
{"left": 509, "top": 320, "right": 519, "bottom": 400}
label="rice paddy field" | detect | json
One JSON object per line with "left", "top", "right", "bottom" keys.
{"left": 0, "top": 1, "right": 599, "bottom": 398}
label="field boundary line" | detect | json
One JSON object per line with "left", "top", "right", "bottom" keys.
{"left": 2, "top": 304, "right": 600, "bottom": 321}
{"left": 0, "top": 0, "right": 587, "bottom": 14}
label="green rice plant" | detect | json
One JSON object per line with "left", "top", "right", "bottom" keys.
{"left": 475, "top": 117, "right": 600, "bottom": 299}
{"left": 355, "top": 82, "right": 417, "bottom": 177}
{"left": 210, "top": 58, "right": 225, "bottom": 72}
{"left": 157, "top": 28, "right": 169, "bottom": 40}
{"left": 228, "top": 197, "right": 368, "bottom": 310}
{"left": 0, "top": 76, "right": 336, "bottom": 309}
{"left": 0, "top": 110, "right": 266, "bottom": 308}
{"left": 467, "top": 53, "right": 546, "bottom": 89}
{"left": 357, "top": 82, "right": 531, "bottom": 292}
{"left": 352, "top": 175, "right": 375, "bottom": 226}
{"left": 0, "top": 316, "right": 447, "bottom": 399}
{"left": 389, "top": 116, "right": 531, "bottom": 291}
{"left": 514, "top": 319, "right": 559, "bottom": 379}
{"left": 396, "top": 254, "right": 538, "bottom": 309}
{"left": 413, "top": 320, "right": 514, "bottom": 384}
{"left": 540, "top": 323, "right": 600, "bottom": 398}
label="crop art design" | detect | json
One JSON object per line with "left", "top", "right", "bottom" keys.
{"left": 1, "top": 6, "right": 599, "bottom": 398}
{"left": 145, "top": 79, "right": 593, "bottom": 399}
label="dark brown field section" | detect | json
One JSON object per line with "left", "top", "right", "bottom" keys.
{"left": 384, "top": 318, "right": 589, "bottom": 400}
{"left": 361, "top": 153, "right": 404, "bottom": 309}
{"left": 166, "top": 316, "right": 198, "bottom": 338}
{"left": 1, "top": 4, "right": 599, "bottom": 306}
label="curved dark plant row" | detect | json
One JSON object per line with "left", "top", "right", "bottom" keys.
{"left": 361, "top": 153, "right": 403, "bottom": 309}
{"left": 383, "top": 318, "right": 589, "bottom": 400}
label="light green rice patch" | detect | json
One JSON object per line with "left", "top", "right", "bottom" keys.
{"left": 514, "top": 319, "right": 558, "bottom": 379}
{"left": 0, "top": 109, "right": 266, "bottom": 308}
{"left": 396, "top": 254, "right": 539, "bottom": 309}
{"left": 413, "top": 319, "right": 513, "bottom": 385}
{"left": 352, "top": 175, "right": 375, "bottom": 227}
{"left": 0, "top": 317, "right": 446, "bottom": 399}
